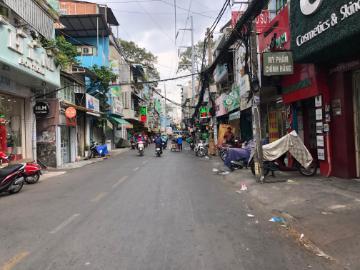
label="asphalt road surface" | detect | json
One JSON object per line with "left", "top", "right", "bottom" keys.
{"left": 0, "top": 146, "right": 334, "bottom": 270}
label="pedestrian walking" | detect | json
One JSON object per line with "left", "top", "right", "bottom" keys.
{"left": 177, "top": 135, "right": 183, "bottom": 151}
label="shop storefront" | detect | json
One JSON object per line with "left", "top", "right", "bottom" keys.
{"left": 0, "top": 17, "right": 60, "bottom": 161}
{"left": 0, "top": 93, "right": 25, "bottom": 159}
{"left": 291, "top": 0, "right": 360, "bottom": 178}
{"left": 85, "top": 93, "right": 103, "bottom": 144}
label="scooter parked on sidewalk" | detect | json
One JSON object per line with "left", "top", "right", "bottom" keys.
{"left": 86, "top": 141, "right": 108, "bottom": 159}
{"left": 0, "top": 164, "right": 26, "bottom": 194}
{"left": 248, "top": 131, "right": 317, "bottom": 178}
{"left": 0, "top": 151, "right": 42, "bottom": 184}
{"left": 24, "top": 162, "right": 42, "bottom": 184}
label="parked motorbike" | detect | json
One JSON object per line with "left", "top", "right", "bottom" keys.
{"left": 86, "top": 141, "right": 107, "bottom": 159}
{"left": 248, "top": 131, "right": 317, "bottom": 177}
{"left": 222, "top": 141, "right": 253, "bottom": 171}
{"left": 195, "top": 141, "right": 208, "bottom": 157}
{"left": 218, "top": 139, "right": 242, "bottom": 161}
{"left": 0, "top": 151, "right": 42, "bottom": 184}
{"left": 24, "top": 162, "right": 42, "bottom": 184}
{"left": 0, "top": 164, "right": 26, "bottom": 194}
{"left": 138, "top": 141, "right": 145, "bottom": 156}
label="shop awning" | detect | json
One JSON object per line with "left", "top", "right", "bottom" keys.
{"left": 109, "top": 116, "right": 133, "bottom": 129}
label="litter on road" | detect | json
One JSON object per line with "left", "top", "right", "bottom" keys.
{"left": 300, "top": 233, "right": 304, "bottom": 241}
{"left": 240, "top": 184, "right": 248, "bottom": 191}
{"left": 269, "top": 216, "right": 286, "bottom": 223}
{"left": 247, "top": 214, "right": 255, "bottom": 218}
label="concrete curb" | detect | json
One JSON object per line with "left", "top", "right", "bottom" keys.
{"left": 41, "top": 148, "right": 130, "bottom": 179}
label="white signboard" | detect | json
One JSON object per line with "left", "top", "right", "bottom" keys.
{"left": 86, "top": 93, "right": 100, "bottom": 113}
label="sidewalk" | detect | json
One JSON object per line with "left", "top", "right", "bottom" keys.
{"left": 42, "top": 148, "right": 130, "bottom": 179}
{"left": 211, "top": 158, "right": 360, "bottom": 270}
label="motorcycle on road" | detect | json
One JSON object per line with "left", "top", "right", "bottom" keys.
{"left": 138, "top": 141, "right": 145, "bottom": 156}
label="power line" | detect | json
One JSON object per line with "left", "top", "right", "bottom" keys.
{"left": 110, "top": 72, "right": 200, "bottom": 86}
{"left": 158, "top": 0, "right": 213, "bottom": 19}
{"left": 104, "top": 0, "right": 162, "bottom": 3}
{"left": 135, "top": 0, "right": 174, "bottom": 44}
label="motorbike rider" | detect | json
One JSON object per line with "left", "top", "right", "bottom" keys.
{"left": 154, "top": 134, "right": 163, "bottom": 154}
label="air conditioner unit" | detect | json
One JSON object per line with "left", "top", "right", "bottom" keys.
{"left": 0, "top": 15, "right": 8, "bottom": 25}
{"left": 83, "top": 46, "right": 94, "bottom": 55}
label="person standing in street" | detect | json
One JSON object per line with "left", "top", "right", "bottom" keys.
{"left": 177, "top": 135, "right": 183, "bottom": 151}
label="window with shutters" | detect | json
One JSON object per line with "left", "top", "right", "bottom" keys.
{"left": 8, "top": 29, "right": 23, "bottom": 54}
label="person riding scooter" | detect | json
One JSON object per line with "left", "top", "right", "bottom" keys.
{"left": 154, "top": 134, "right": 163, "bottom": 155}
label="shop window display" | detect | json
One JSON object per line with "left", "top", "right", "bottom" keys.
{"left": 0, "top": 94, "right": 23, "bottom": 158}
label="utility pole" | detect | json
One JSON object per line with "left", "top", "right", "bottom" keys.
{"left": 206, "top": 28, "right": 217, "bottom": 155}
{"left": 190, "top": 15, "right": 195, "bottom": 100}
{"left": 164, "top": 83, "right": 167, "bottom": 128}
{"left": 250, "top": 22, "right": 264, "bottom": 183}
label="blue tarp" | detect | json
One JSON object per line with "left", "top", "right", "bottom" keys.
{"left": 96, "top": 144, "right": 109, "bottom": 156}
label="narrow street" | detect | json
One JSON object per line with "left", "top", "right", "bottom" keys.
{"left": 0, "top": 148, "right": 333, "bottom": 270}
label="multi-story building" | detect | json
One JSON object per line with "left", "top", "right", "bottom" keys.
{"left": 0, "top": 0, "right": 60, "bottom": 163}
{"left": 56, "top": 0, "right": 134, "bottom": 152}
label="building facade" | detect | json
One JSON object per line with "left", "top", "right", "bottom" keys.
{"left": 0, "top": 0, "right": 60, "bottom": 164}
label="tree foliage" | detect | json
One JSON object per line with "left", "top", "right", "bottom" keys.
{"left": 177, "top": 40, "right": 215, "bottom": 73}
{"left": 90, "top": 65, "right": 118, "bottom": 111}
{"left": 118, "top": 38, "right": 160, "bottom": 86}
{"left": 41, "top": 35, "right": 78, "bottom": 70}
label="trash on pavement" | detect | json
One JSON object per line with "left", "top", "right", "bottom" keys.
{"left": 240, "top": 183, "right": 248, "bottom": 191}
{"left": 247, "top": 214, "right": 255, "bottom": 218}
{"left": 287, "top": 179, "right": 296, "bottom": 183}
{"left": 219, "top": 171, "right": 230, "bottom": 175}
{"left": 212, "top": 168, "right": 219, "bottom": 173}
{"left": 300, "top": 233, "right": 304, "bottom": 241}
{"left": 269, "top": 216, "right": 286, "bottom": 223}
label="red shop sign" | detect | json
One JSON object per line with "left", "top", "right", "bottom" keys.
{"left": 65, "top": 107, "right": 77, "bottom": 119}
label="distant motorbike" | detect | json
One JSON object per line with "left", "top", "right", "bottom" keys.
{"left": 130, "top": 141, "right": 136, "bottom": 150}
{"left": 195, "top": 141, "right": 208, "bottom": 157}
{"left": 138, "top": 141, "right": 145, "bottom": 156}
{"left": 0, "top": 164, "right": 26, "bottom": 194}
{"left": 155, "top": 146, "right": 162, "bottom": 157}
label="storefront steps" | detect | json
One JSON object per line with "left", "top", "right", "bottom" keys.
{"left": 212, "top": 161, "right": 360, "bottom": 270}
